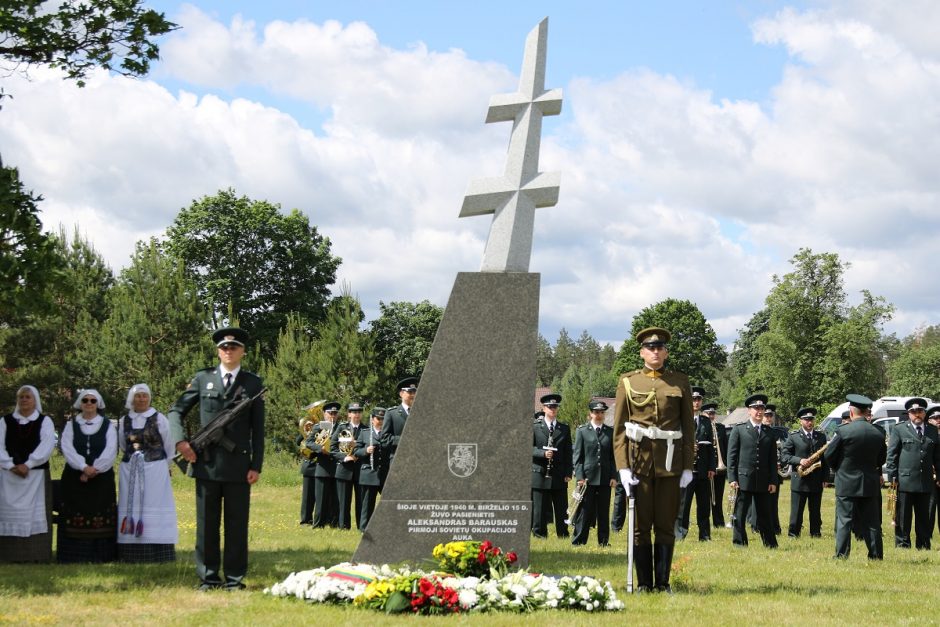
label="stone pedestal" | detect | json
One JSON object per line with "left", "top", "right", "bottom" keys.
{"left": 353, "top": 272, "right": 538, "bottom": 567}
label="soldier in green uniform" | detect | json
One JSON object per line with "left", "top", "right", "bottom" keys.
{"left": 307, "top": 401, "right": 340, "bottom": 528}
{"left": 168, "top": 327, "right": 265, "bottom": 591}
{"left": 571, "top": 400, "right": 617, "bottom": 546}
{"left": 885, "top": 397, "right": 940, "bottom": 549}
{"left": 704, "top": 403, "right": 729, "bottom": 528}
{"left": 532, "top": 394, "right": 573, "bottom": 538}
{"left": 355, "top": 407, "right": 388, "bottom": 531}
{"left": 380, "top": 377, "right": 417, "bottom": 467}
{"left": 332, "top": 402, "right": 365, "bottom": 530}
{"left": 763, "top": 405, "right": 786, "bottom": 535}
{"left": 824, "top": 394, "right": 887, "bottom": 559}
{"left": 727, "top": 394, "right": 778, "bottom": 549}
{"left": 676, "top": 387, "right": 716, "bottom": 541}
{"left": 780, "top": 407, "right": 827, "bottom": 537}
{"left": 613, "top": 327, "right": 694, "bottom": 593}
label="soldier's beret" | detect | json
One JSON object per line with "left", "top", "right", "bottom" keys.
{"left": 905, "top": 397, "right": 928, "bottom": 411}
{"left": 589, "top": 400, "right": 609, "bottom": 412}
{"left": 745, "top": 393, "right": 768, "bottom": 408}
{"left": 540, "top": 393, "right": 562, "bottom": 406}
{"left": 323, "top": 401, "right": 341, "bottom": 412}
{"left": 347, "top": 402, "right": 364, "bottom": 412}
{"left": 371, "top": 407, "right": 386, "bottom": 418}
{"left": 797, "top": 407, "right": 817, "bottom": 420}
{"left": 635, "top": 326, "right": 671, "bottom": 346}
{"left": 846, "top": 393, "right": 873, "bottom": 409}
{"left": 691, "top": 386, "right": 705, "bottom": 398}
{"left": 396, "top": 377, "right": 418, "bottom": 392}
{"left": 701, "top": 403, "right": 718, "bottom": 412}
{"left": 212, "top": 326, "right": 249, "bottom": 347}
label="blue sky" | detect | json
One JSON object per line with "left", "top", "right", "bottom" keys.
{"left": 2, "top": 0, "right": 937, "bottom": 350}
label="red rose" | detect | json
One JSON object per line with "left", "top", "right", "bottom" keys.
{"left": 507, "top": 551, "right": 518, "bottom": 563}
{"left": 480, "top": 540, "right": 492, "bottom": 551}
{"left": 492, "top": 547, "right": 501, "bottom": 556}
{"left": 477, "top": 552, "right": 487, "bottom": 564}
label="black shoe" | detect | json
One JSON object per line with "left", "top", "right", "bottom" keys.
{"left": 788, "top": 533, "right": 799, "bottom": 538}
{"left": 655, "top": 584, "right": 673, "bottom": 594}
{"left": 224, "top": 581, "right": 247, "bottom": 591}
{"left": 198, "top": 580, "right": 223, "bottom": 592}
{"left": 571, "top": 540, "right": 586, "bottom": 546}
{"left": 699, "top": 535, "right": 711, "bottom": 542}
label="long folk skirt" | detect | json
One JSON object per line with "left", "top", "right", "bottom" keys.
{"left": 57, "top": 466, "right": 117, "bottom": 563}
{"left": 0, "top": 468, "right": 52, "bottom": 562}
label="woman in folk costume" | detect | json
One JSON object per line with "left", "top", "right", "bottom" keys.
{"left": 0, "top": 385, "right": 56, "bottom": 562}
{"left": 116, "top": 383, "right": 178, "bottom": 562}
{"left": 58, "top": 389, "right": 118, "bottom": 563}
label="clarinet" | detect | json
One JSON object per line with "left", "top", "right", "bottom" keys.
{"left": 545, "top": 430, "right": 555, "bottom": 478}
{"left": 369, "top": 428, "right": 375, "bottom": 470}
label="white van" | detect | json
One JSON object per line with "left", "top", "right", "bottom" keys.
{"left": 819, "top": 396, "right": 934, "bottom": 438}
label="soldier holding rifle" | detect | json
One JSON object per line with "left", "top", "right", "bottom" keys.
{"left": 824, "top": 394, "right": 886, "bottom": 560}
{"left": 168, "top": 327, "right": 265, "bottom": 591}
{"left": 613, "top": 327, "right": 694, "bottom": 593}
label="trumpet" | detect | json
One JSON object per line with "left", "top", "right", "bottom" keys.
{"left": 713, "top": 420, "right": 726, "bottom": 472}
{"left": 797, "top": 442, "right": 829, "bottom": 477}
{"left": 564, "top": 481, "right": 588, "bottom": 525}
{"left": 887, "top": 481, "right": 898, "bottom": 527}
{"left": 726, "top": 483, "right": 739, "bottom": 523}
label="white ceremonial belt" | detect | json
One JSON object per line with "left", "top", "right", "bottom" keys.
{"left": 623, "top": 423, "right": 683, "bottom": 471}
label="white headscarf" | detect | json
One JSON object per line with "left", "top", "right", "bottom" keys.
{"left": 13, "top": 384, "right": 42, "bottom": 419}
{"left": 125, "top": 383, "right": 153, "bottom": 410}
{"left": 73, "top": 388, "right": 105, "bottom": 410}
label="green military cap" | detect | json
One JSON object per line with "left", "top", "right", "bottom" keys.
{"left": 396, "top": 377, "right": 418, "bottom": 392}
{"left": 846, "top": 393, "right": 873, "bottom": 409}
{"left": 636, "top": 327, "right": 671, "bottom": 346}
{"left": 347, "top": 402, "right": 364, "bottom": 412}
{"left": 588, "top": 400, "right": 609, "bottom": 412}
{"left": 905, "top": 397, "right": 928, "bottom": 412}
{"left": 701, "top": 403, "right": 718, "bottom": 413}
{"left": 691, "top": 386, "right": 705, "bottom": 398}
{"left": 371, "top": 407, "right": 386, "bottom": 418}
{"left": 745, "top": 393, "right": 768, "bottom": 408}
{"left": 926, "top": 405, "right": 940, "bottom": 419}
{"left": 323, "top": 401, "right": 341, "bottom": 413}
{"left": 797, "top": 407, "right": 817, "bottom": 420}
{"left": 540, "top": 393, "right": 562, "bottom": 407}
{"left": 212, "top": 326, "right": 249, "bottom": 347}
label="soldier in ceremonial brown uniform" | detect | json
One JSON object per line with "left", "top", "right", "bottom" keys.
{"left": 613, "top": 327, "right": 694, "bottom": 593}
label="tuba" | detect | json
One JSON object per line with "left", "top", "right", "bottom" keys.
{"left": 298, "top": 400, "right": 326, "bottom": 460}
{"left": 564, "top": 481, "right": 588, "bottom": 525}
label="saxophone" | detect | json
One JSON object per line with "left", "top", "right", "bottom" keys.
{"left": 797, "top": 441, "right": 829, "bottom": 477}
{"left": 726, "top": 483, "right": 739, "bottom": 523}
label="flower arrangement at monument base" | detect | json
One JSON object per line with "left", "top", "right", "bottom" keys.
{"left": 264, "top": 541, "right": 624, "bottom": 615}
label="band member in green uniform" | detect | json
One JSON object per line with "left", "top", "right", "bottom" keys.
{"left": 168, "top": 327, "right": 264, "bottom": 590}
{"left": 927, "top": 405, "right": 940, "bottom": 536}
{"left": 704, "top": 403, "right": 729, "bottom": 528}
{"left": 780, "top": 407, "right": 827, "bottom": 537}
{"left": 613, "top": 327, "right": 694, "bottom": 593}
{"left": 885, "top": 397, "right": 940, "bottom": 549}
{"left": 571, "top": 400, "right": 617, "bottom": 546}
{"left": 727, "top": 394, "right": 778, "bottom": 549}
{"left": 307, "top": 402, "right": 340, "bottom": 528}
{"left": 355, "top": 407, "right": 388, "bottom": 531}
{"left": 676, "top": 387, "right": 716, "bottom": 541}
{"left": 532, "top": 394, "right": 573, "bottom": 538}
{"left": 824, "top": 394, "right": 886, "bottom": 560}
{"left": 332, "top": 402, "right": 365, "bottom": 530}
{"left": 381, "top": 377, "right": 417, "bottom": 466}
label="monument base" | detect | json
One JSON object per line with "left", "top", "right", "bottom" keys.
{"left": 353, "top": 272, "right": 539, "bottom": 567}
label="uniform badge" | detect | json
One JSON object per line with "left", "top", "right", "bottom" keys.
{"left": 206, "top": 382, "right": 214, "bottom": 390}
{"left": 447, "top": 443, "right": 478, "bottom": 478}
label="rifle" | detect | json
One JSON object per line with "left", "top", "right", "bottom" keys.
{"left": 173, "top": 386, "right": 267, "bottom": 475}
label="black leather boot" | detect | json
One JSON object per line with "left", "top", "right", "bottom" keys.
{"left": 653, "top": 543, "right": 675, "bottom": 593}
{"left": 633, "top": 543, "right": 653, "bottom": 592}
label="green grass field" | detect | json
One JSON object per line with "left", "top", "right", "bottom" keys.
{"left": 2, "top": 452, "right": 939, "bottom": 626}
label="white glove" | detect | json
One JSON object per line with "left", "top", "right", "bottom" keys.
{"left": 619, "top": 469, "right": 639, "bottom": 497}
{"left": 679, "top": 469, "right": 694, "bottom": 488}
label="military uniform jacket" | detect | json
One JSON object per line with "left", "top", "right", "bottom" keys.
{"left": 167, "top": 367, "right": 265, "bottom": 482}
{"left": 612, "top": 368, "right": 694, "bottom": 477}
{"left": 296, "top": 434, "right": 317, "bottom": 478}
{"left": 885, "top": 421, "right": 940, "bottom": 493}
{"left": 693, "top": 415, "right": 718, "bottom": 474}
{"left": 573, "top": 423, "right": 615, "bottom": 486}
{"left": 354, "top": 427, "right": 388, "bottom": 487}
{"left": 727, "top": 422, "right": 777, "bottom": 492}
{"left": 824, "top": 420, "right": 887, "bottom": 498}
{"left": 331, "top": 422, "right": 364, "bottom": 482}
{"left": 380, "top": 405, "right": 409, "bottom": 458}
{"left": 781, "top": 429, "right": 827, "bottom": 493}
{"left": 305, "top": 421, "right": 339, "bottom": 478}
{"left": 532, "top": 419, "right": 572, "bottom": 490}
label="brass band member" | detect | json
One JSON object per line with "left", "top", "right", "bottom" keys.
{"left": 571, "top": 400, "right": 617, "bottom": 546}
{"left": 613, "top": 327, "right": 694, "bottom": 593}
{"left": 332, "top": 402, "right": 365, "bottom": 530}
{"left": 355, "top": 407, "right": 388, "bottom": 531}
{"left": 675, "top": 386, "right": 716, "bottom": 542}
{"left": 727, "top": 394, "right": 778, "bottom": 549}
{"left": 885, "top": 397, "right": 940, "bottom": 550}
{"left": 824, "top": 394, "right": 886, "bottom": 560}
{"left": 307, "top": 402, "right": 340, "bottom": 528}
{"left": 780, "top": 407, "right": 827, "bottom": 538}
{"left": 532, "top": 394, "right": 572, "bottom": 539}
{"left": 927, "top": 405, "right": 940, "bottom": 536}
{"left": 704, "top": 403, "right": 729, "bottom": 528}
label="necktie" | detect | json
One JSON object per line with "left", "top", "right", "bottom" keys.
{"left": 354, "top": 426, "right": 360, "bottom": 438}
{"left": 549, "top": 423, "right": 555, "bottom": 437}
{"left": 917, "top": 426, "right": 923, "bottom": 438}
{"left": 595, "top": 426, "right": 601, "bottom": 437}
{"left": 224, "top": 373, "right": 232, "bottom": 390}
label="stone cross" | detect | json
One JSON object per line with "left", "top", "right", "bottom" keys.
{"left": 459, "top": 17, "right": 562, "bottom": 273}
